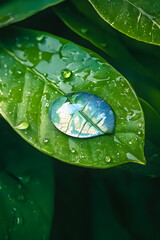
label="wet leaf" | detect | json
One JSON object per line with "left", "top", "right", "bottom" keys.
{"left": 0, "top": 27, "right": 145, "bottom": 168}
{"left": 0, "top": 117, "right": 54, "bottom": 239}
{"left": 0, "top": 0, "right": 64, "bottom": 28}
{"left": 54, "top": 0, "right": 160, "bottom": 114}
{"left": 89, "top": 0, "right": 160, "bottom": 46}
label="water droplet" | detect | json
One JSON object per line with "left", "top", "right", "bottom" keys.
{"left": 100, "top": 43, "right": 107, "bottom": 48}
{"left": 126, "top": 153, "right": 139, "bottom": 161}
{"left": 138, "top": 130, "right": 141, "bottom": 135}
{"left": 15, "top": 122, "right": 29, "bottom": 130}
{"left": 49, "top": 92, "right": 115, "bottom": 138}
{"left": 125, "top": 88, "right": 129, "bottom": 93}
{"left": 81, "top": 28, "right": 88, "bottom": 33}
{"left": 61, "top": 69, "right": 72, "bottom": 79}
{"left": 138, "top": 122, "right": 142, "bottom": 128}
{"left": 129, "top": 141, "right": 132, "bottom": 144}
{"left": 36, "top": 35, "right": 44, "bottom": 41}
{"left": 105, "top": 156, "right": 111, "bottom": 162}
{"left": 18, "top": 175, "right": 30, "bottom": 184}
{"left": 71, "top": 148, "right": 76, "bottom": 153}
{"left": 16, "top": 214, "right": 23, "bottom": 225}
{"left": 43, "top": 137, "right": 49, "bottom": 143}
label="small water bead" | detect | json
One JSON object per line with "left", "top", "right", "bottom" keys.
{"left": 15, "top": 122, "right": 29, "bottom": 130}
{"left": 105, "top": 156, "right": 111, "bottom": 163}
{"left": 61, "top": 69, "right": 72, "bottom": 79}
{"left": 100, "top": 43, "right": 107, "bottom": 48}
{"left": 49, "top": 92, "right": 115, "bottom": 138}
{"left": 138, "top": 122, "right": 142, "bottom": 128}
{"left": 138, "top": 130, "right": 141, "bottom": 135}
{"left": 43, "top": 137, "right": 49, "bottom": 143}
{"left": 71, "top": 148, "right": 76, "bottom": 153}
{"left": 81, "top": 28, "right": 88, "bottom": 33}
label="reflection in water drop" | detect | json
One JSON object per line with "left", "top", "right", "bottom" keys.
{"left": 105, "top": 156, "right": 111, "bottom": 162}
{"left": 138, "top": 122, "right": 142, "bottom": 128}
{"left": 126, "top": 152, "right": 139, "bottom": 161}
{"left": 71, "top": 148, "right": 76, "bottom": 153}
{"left": 61, "top": 69, "right": 72, "bottom": 79}
{"left": 15, "top": 122, "right": 29, "bottom": 130}
{"left": 49, "top": 92, "right": 115, "bottom": 138}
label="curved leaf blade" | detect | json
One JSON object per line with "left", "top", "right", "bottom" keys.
{"left": 89, "top": 0, "right": 160, "bottom": 46}
{"left": 0, "top": 27, "right": 145, "bottom": 168}
{"left": 0, "top": 0, "right": 64, "bottom": 28}
{"left": 54, "top": 0, "right": 160, "bottom": 114}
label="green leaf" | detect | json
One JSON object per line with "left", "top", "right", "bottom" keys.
{"left": 0, "top": 0, "right": 64, "bottom": 28}
{"left": 0, "top": 27, "right": 145, "bottom": 168}
{"left": 0, "top": 117, "right": 54, "bottom": 239}
{"left": 54, "top": 0, "right": 160, "bottom": 114}
{"left": 89, "top": 0, "right": 160, "bottom": 46}
{"left": 120, "top": 99, "right": 160, "bottom": 177}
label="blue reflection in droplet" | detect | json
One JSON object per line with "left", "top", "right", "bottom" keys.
{"left": 49, "top": 92, "right": 115, "bottom": 138}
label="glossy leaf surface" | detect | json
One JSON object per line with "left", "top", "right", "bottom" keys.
{"left": 0, "top": 27, "right": 145, "bottom": 168}
{"left": 54, "top": 0, "right": 160, "bottom": 114}
{"left": 89, "top": 0, "right": 160, "bottom": 46}
{"left": 0, "top": 117, "right": 54, "bottom": 239}
{"left": 0, "top": 0, "right": 64, "bottom": 28}
{"left": 49, "top": 92, "right": 115, "bottom": 138}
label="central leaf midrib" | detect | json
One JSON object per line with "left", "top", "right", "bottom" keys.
{"left": 67, "top": 95, "right": 105, "bottom": 134}
{"left": 1, "top": 45, "right": 105, "bottom": 134}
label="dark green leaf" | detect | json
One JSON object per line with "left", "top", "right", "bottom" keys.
{"left": 0, "top": 0, "right": 64, "bottom": 28}
{"left": 120, "top": 98, "right": 160, "bottom": 177}
{"left": 0, "top": 117, "right": 54, "bottom": 239}
{"left": 54, "top": 0, "right": 160, "bottom": 114}
{"left": 89, "top": 0, "right": 160, "bottom": 45}
{"left": 0, "top": 27, "right": 145, "bottom": 168}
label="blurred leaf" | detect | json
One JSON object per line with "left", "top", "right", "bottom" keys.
{"left": 90, "top": 168, "right": 160, "bottom": 239}
{"left": 0, "top": 27, "right": 145, "bottom": 168}
{"left": 0, "top": 0, "right": 64, "bottom": 28}
{"left": 0, "top": 117, "right": 54, "bottom": 239}
{"left": 89, "top": 0, "right": 160, "bottom": 46}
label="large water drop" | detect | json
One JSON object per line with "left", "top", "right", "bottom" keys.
{"left": 49, "top": 92, "right": 115, "bottom": 138}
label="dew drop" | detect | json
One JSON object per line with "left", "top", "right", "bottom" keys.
{"left": 15, "top": 122, "right": 29, "bottom": 130}
{"left": 71, "top": 148, "right": 76, "bottom": 153}
{"left": 138, "top": 122, "right": 142, "bottom": 128}
{"left": 100, "top": 43, "right": 107, "bottom": 48}
{"left": 61, "top": 69, "right": 72, "bottom": 79}
{"left": 36, "top": 35, "right": 44, "bottom": 41}
{"left": 18, "top": 175, "right": 30, "bottom": 184}
{"left": 43, "top": 137, "right": 49, "bottom": 143}
{"left": 138, "top": 130, "right": 141, "bottom": 135}
{"left": 129, "top": 141, "right": 132, "bottom": 144}
{"left": 105, "top": 156, "right": 111, "bottom": 162}
{"left": 49, "top": 92, "right": 115, "bottom": 138}
{"left": 16, "top": 214, "right": 23, "bottom": 225}
{"left": 81, "top": 28, "right": 88, "bottom": 33}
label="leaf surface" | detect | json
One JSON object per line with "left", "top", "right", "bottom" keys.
{"left": 89, "top": 0, "right": 160, "bottom": 45}
{"left": 54, "top": 0, "right": 160, "bottom": 114}
{"left": 0, "top": 27, "right": 145, "bottom": 168}
{"left": 0, "top": 0, "right": 64, "bottom": 28}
